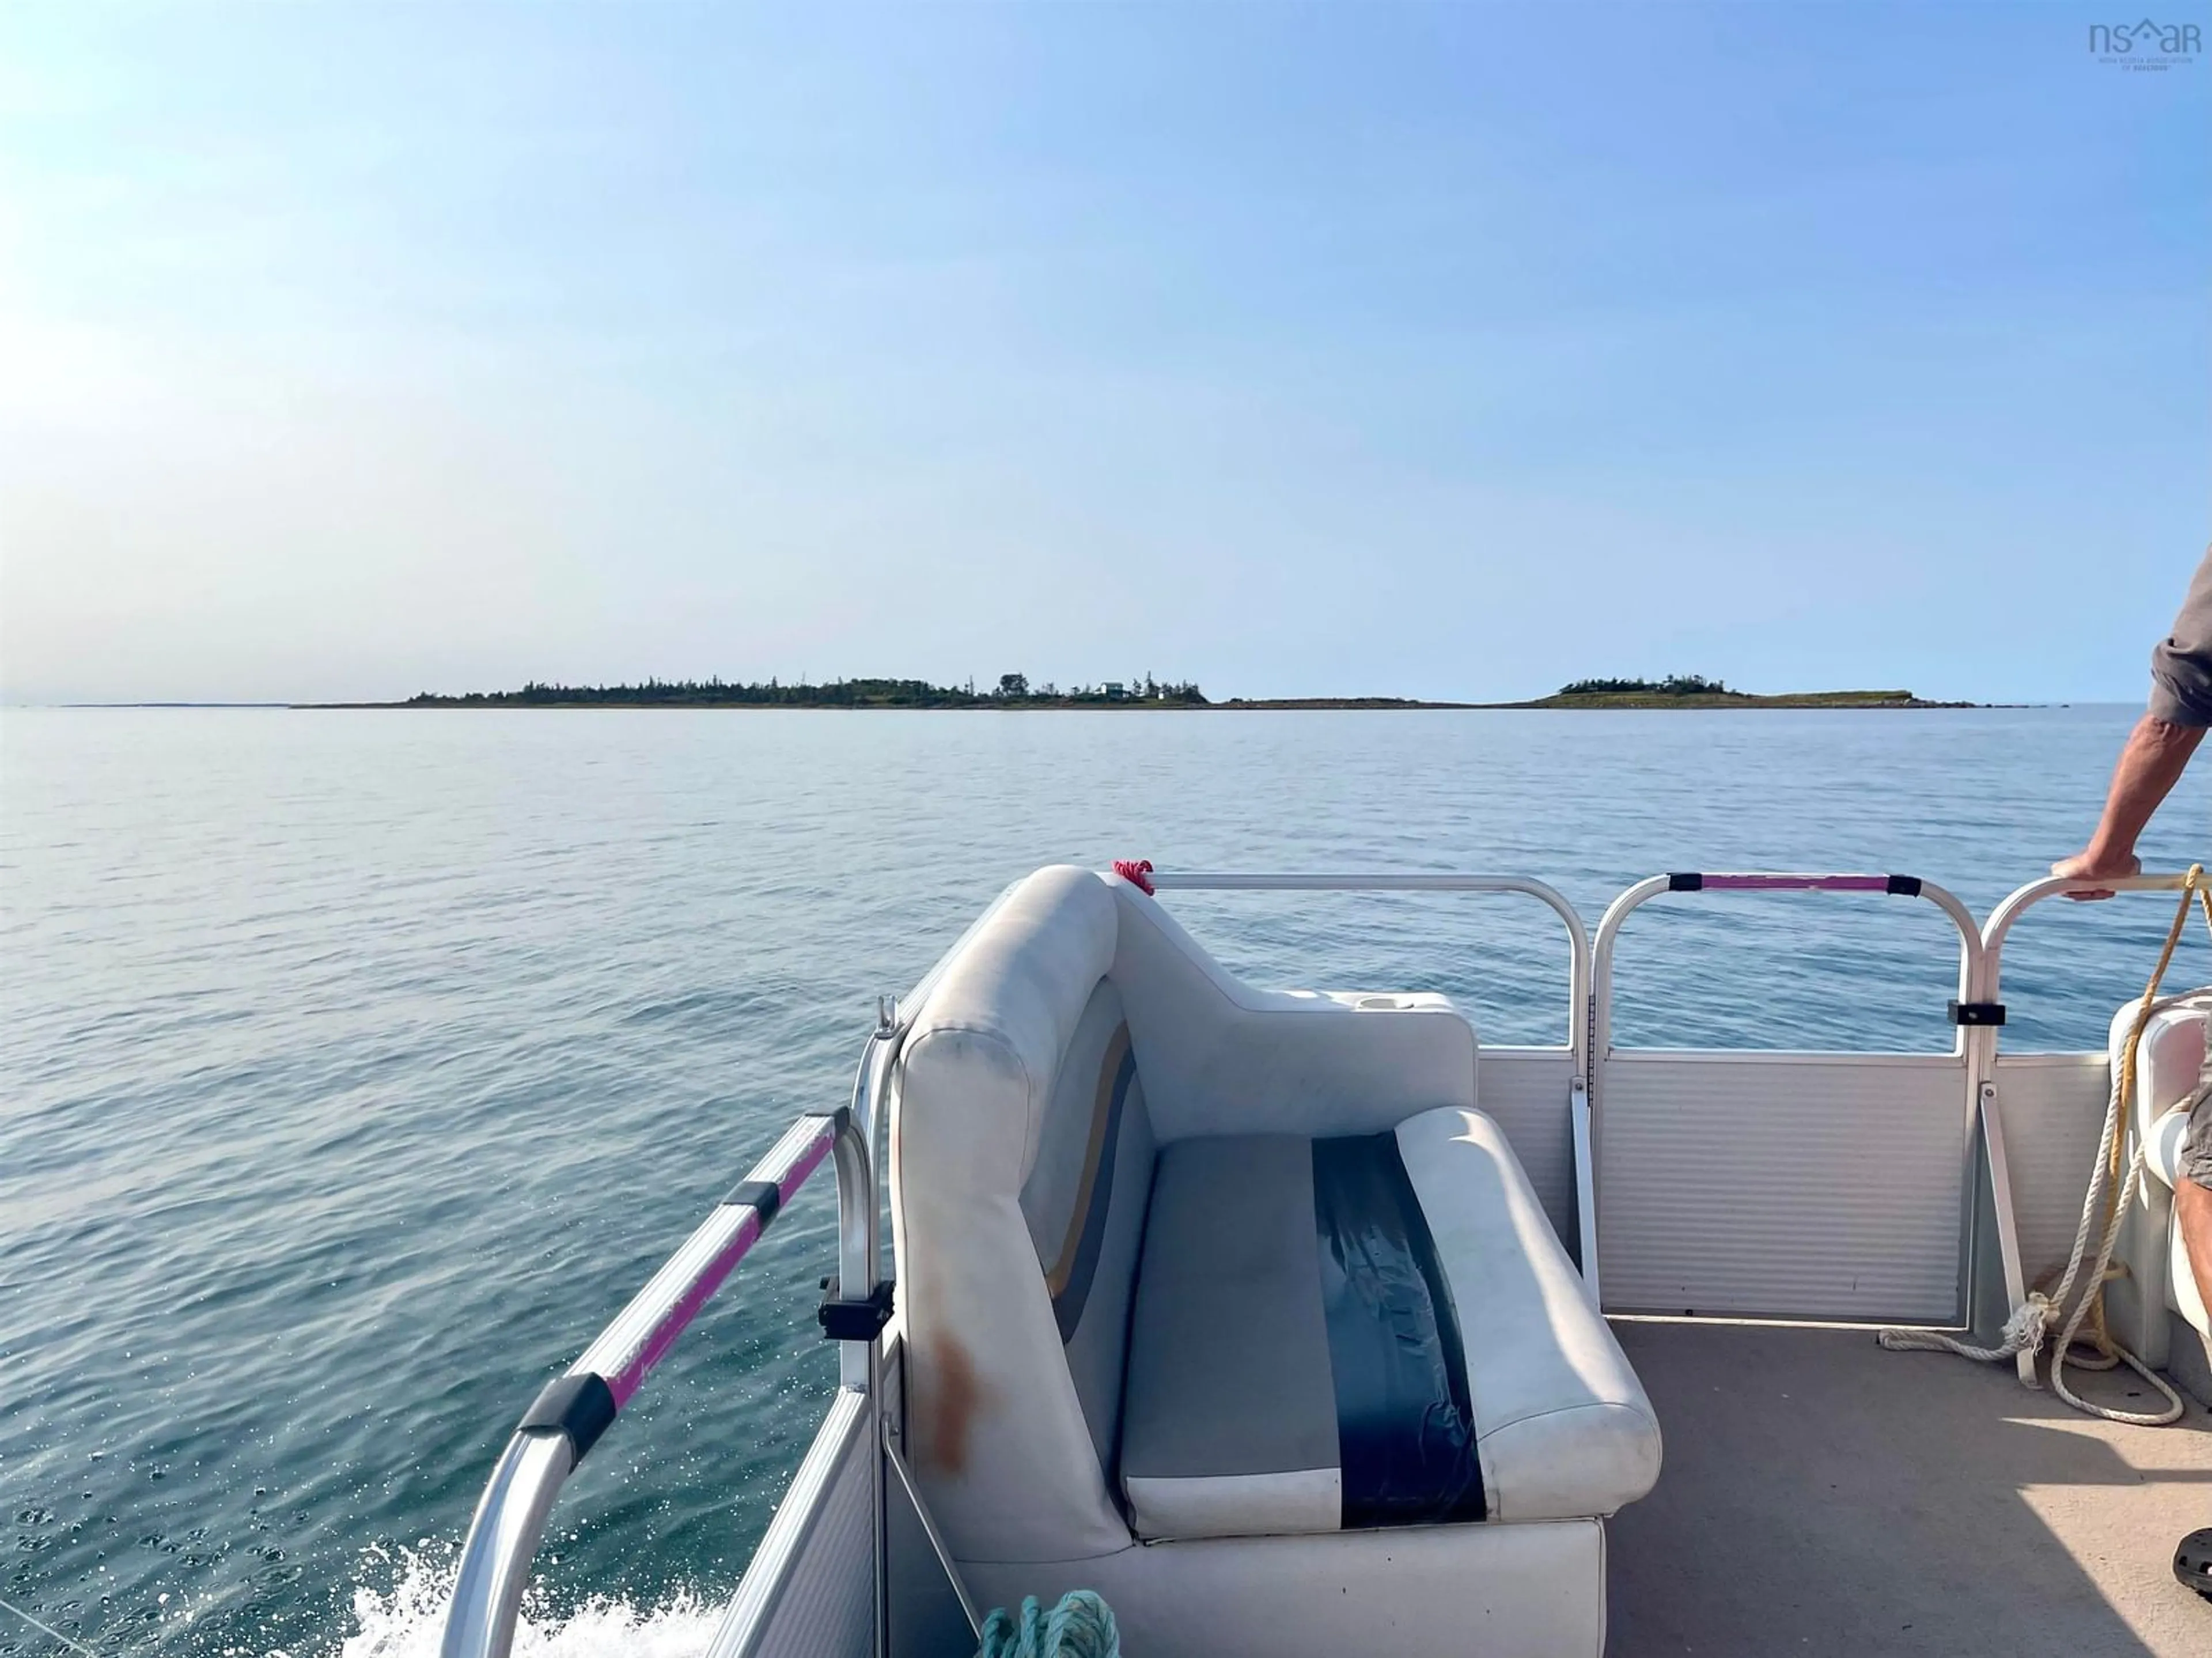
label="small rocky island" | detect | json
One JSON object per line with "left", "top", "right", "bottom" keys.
{"left": 1488, "top": 675, "right": 1970, "bottom": 710}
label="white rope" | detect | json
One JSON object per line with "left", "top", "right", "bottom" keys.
{"left": 1877, "top": 984, "right": 2212, "bottom": 1428}
{"left": 2047, "top": 1149, "right": 2184, "bottom": 1424}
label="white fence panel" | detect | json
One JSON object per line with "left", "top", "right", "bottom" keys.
{"left": 1478, "top": 1047, "right": 1577, "bottom": 1246}
{"left": 1598, "top": 1053, "right": 1969, "bottom": 1323}
{"left": 709, "top": 1392, "right": 875, "bottom": 1658}
{"left": 1988, "top": 1052, "right": 2109, "bottom": 1290}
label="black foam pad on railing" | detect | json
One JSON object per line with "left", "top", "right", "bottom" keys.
{"left": 518, "top": 1371, "right": 619, "bottom": 1463}
{"left": 722, "top": 1179, "right": 783, "bottom": 1223}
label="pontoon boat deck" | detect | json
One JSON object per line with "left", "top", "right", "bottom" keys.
{"left": 434, "top": 864, "right": 2212, "bottom": 1657}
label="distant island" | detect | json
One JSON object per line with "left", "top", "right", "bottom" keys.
{"left": 327, "top": 671, "right": 1976, "bottom": 712}
{"left": 380, "top": 673, "right": 1212, "bottom": 709}
{"left": 1487, "top": 675, "right": 1974, "bottom": 710}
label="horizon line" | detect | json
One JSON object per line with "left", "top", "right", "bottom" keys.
{"left": 3, "top": 696, "right": 2119, "bottom": 712}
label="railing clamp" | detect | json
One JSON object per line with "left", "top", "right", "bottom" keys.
{"left": 876, "top": 995, "right": 899, "bottom": 1037}
{"left": 1948, "top": 999, "right": 2008, "bottom": 1027}
{"left": 818, "top": 1277, "right": 895, "bottom": 1342}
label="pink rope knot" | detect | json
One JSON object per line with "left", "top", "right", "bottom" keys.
{"left": 1112, "top": 858, "right": 1156, "bottom": 896}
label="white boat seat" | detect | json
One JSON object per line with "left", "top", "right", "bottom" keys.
{"left": 892, "top": 858, "right": 1665, "bottom": 1651}
{"left": 1121, "top": 1110, "right": 1661, "bottom": 1540}
{"left": 2143, "top": 1104, "right": 2210, "bottom": 1336}
{"left": 2109, "top": 1002, "right": 2212, "bottom": 1358}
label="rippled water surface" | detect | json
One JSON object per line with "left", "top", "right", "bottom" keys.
{"left": 5, "top": 706, "right": 2208, "bottom": 1656}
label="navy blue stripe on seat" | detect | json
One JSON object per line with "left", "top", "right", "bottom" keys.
{"left": 1051, "top": 1041, "right": 1138, "bottom": 1341}
{"left": 1310, "top": 1132, "right": 1485, "bottom": 1528}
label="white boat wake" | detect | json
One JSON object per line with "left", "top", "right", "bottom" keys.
{"left": 338, "top": 1547, "right": 721, "bottom": 1658}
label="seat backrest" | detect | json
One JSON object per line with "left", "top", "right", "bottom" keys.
{"left": 2120, "top": 999, "right": 2210, "bottom": 1155}
{"left": 891, "top": 865, "right": 1154, "bottom": 1564}
{"left": 2107, "top": 998, "right": 2212, "bottom": 1360}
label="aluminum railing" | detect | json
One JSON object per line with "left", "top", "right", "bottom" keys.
{"left": 1587, "top": 871, "right": 1987, "bottom": 1326}
{"left": 1590, "top": 872, "right": 1984, "bottom": 1062}
{"left": 437, "top": 1011, "right": 900, "bottom": 1658}
{"left": 1971, "top": 870, "right": 2211, "bottom": 1381}
{"left": 1145, "top": 870, "right": 1591, "bottom": 1075}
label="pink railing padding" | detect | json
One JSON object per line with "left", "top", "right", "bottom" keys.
{"left": 605, "top": 1122, "right": 835, "bottom": 1406}
{"left": 1699, "top": 874, "right": 1892, "bottom": 892}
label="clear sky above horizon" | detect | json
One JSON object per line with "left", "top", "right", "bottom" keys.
{"left": 1, "top": 3, "right": 2206, "bottom": 706}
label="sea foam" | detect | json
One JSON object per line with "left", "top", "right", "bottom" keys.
{"left": 336, "top": 1548, "right": 722, "bottom": 1658}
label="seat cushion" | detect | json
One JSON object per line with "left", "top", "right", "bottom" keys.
{"left": 1119, "top": 1110, "right": 1661, "bottom": 1541}
{"left": 1120, "top": 1136, "right": 1347, "bottom": 1539}
{"left": 1396, "top": 1107, "right": 1662, "bottom": 1523}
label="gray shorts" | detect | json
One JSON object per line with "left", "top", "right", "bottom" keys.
{"left": 2187, "top": 1087, "right": 2212, "bottom": 1188}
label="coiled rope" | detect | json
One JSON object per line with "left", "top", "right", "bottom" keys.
{"left": 1878, "top": 865, "right": 2212, "bottom": 1425}
{"left": 977, "top": 1591, "right": 1119, "bottom": 1658}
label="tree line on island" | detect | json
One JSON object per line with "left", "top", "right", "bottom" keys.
{"left": 1554, "top": 674, "right": 1733, "bottom": 697}
{"left": 403, "top": 672, "right": 1210, "bottom": 709}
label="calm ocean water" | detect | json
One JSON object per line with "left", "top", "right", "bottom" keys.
{"left": 5, "top": 705, "right": 2209, "bottom": 1657}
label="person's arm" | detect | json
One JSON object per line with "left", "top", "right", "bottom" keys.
{"left": 2055, "top": 546, "right": 2212, "bottom": 897}
{"left": 2052, "top": 715, "right": 2206, "bottom": 894}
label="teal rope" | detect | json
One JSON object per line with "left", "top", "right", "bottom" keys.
{"left": 976, "top": 1591, "right": 1119, "bottom": 1658}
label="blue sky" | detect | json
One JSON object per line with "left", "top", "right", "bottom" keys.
{"left": 1, "top": 2, "right": 2205, "bottom": 703}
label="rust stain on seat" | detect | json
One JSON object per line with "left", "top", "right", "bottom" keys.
{"left": 925, "top": 1334, "right": 990, "bottom": 1474}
